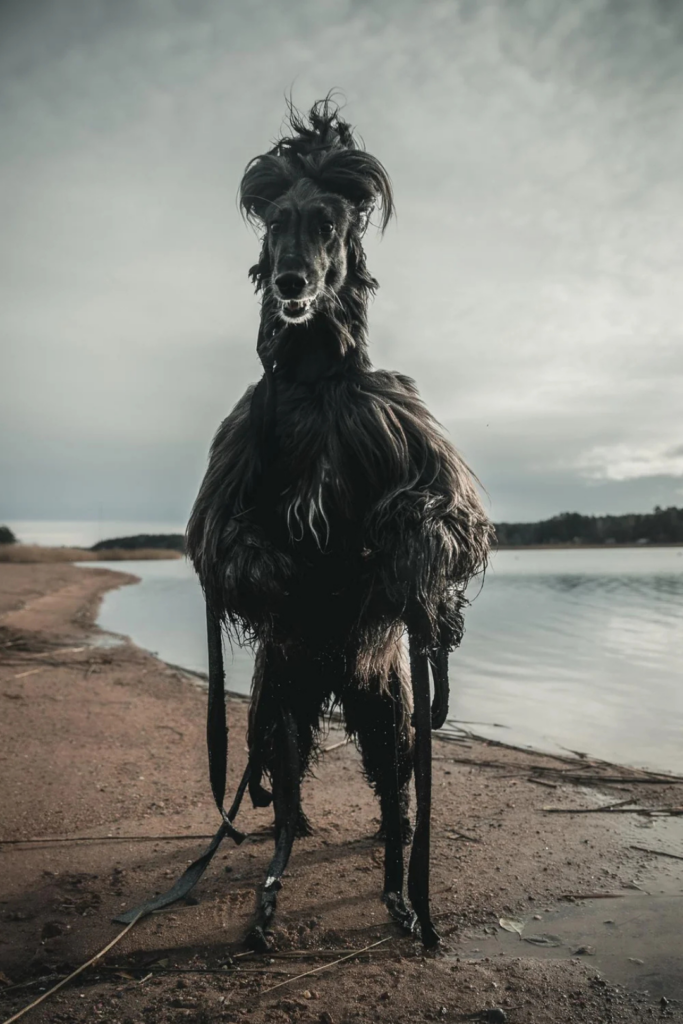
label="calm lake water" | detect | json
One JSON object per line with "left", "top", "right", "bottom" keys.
{"left": 89, "top": 547, "right": 683, "bottom": 774}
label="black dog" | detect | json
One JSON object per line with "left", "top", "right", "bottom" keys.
{"left": 184, "top": 99, "right": 491, "bottom": 950}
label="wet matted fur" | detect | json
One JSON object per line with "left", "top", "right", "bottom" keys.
{"left": 186, "top": 98, "right": 492, "bottom": 949}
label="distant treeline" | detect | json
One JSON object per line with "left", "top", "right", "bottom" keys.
{"left": 495, "top": 506, "right": 683, "bottom": 547}
{"left": 91, "top": 533, "right": 186, "bottom": 552}
{"left": 4, "top": 510, "right": 682, "bottom": 553}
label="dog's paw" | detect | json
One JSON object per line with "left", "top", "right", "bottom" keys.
{"left": 245, "top": 926, "right": 273, "bottom": 953}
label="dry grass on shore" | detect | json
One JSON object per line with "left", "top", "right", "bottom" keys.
{"left": 0, "top": 544, "right": 183, "bottom": 563}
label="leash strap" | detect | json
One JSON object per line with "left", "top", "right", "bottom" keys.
{"left": 113, "top": 820, "right": 231, "bottom": 924}
{"left": 428, "top": 647, "right": 450, "bottom": 729}
{"left": 113, "top": 609, "right": 248, "bottom": 924}
{"left": 407, "top": 640, "right": 441, "bottom": 947}
{"left": 206, "top": 608, "right": 249, "bottom": 842}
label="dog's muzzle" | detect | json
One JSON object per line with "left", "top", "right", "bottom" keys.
{"left": 277, "top": 296, "right": 316, "bottom": 324}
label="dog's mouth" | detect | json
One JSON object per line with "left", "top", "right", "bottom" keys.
{"left": 277, "top": 296, "right": 316, "bottom": 324}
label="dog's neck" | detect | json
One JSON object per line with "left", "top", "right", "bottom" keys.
{"left": 259, "top": 283, "right": 373, "bottom": 384}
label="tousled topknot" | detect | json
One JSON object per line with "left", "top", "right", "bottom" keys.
{"left": 240, "top": 96, "right": 394, "bottom": 233}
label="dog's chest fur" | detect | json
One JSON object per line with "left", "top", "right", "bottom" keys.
{"left": 273, "top": 381, "right": 369, "bottom": 549}
{"left": 281, "top": 452, "right": 334, "bottom": 548}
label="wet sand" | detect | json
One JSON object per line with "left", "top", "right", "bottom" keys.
{"left": 1, "top": 563, "right": 682, "bottom": 1023}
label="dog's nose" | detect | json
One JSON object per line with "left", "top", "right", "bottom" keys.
{"left": 275, "top": 272, "right": 307, "bottom": 299}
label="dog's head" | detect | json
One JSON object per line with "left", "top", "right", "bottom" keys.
{"left": 240, "top": 98, "right": 393, "bottom": 330}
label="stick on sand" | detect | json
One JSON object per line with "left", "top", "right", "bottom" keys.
{"left": 0, "top": 915, "right": 142, "bottom": 1024}
{"left": 262, "top": 938, "right": 389, "bottom": 994}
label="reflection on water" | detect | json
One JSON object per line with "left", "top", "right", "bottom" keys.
{"left": 90, "top": 547, "right": 683, "bottom": 773}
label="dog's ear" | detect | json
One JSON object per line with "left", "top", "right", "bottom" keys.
{"left": 240, "top": 154, "right": 294, "bottom": 224}
{"left": 315, "top": 149, "right": 394, "bottom": 234}
{"left": 346, "top": 231, "right": 379, "bottom": 293}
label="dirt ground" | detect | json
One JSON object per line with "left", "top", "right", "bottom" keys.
{"left": 0, "top": 563, "right": 682, "bottom": 1024}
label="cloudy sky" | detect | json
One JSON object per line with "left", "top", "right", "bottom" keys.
{"left": 2, "top": 0, "right": 682, "bottom": 528}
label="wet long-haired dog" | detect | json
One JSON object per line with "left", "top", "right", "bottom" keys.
{"left": 186, "top": 99, "right": 491, "bottom": 950}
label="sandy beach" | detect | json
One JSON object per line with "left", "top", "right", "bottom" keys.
{"left": 1, "top": 564, "right": 682, "bottom": 1023}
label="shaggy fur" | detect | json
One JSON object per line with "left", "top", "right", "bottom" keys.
{"left": 186, "top": 98, "right": 492, "bottom": 949}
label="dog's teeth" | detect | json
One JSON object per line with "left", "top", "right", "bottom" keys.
{"left": 277, "top": 294, "right": 315, "bottom": 321}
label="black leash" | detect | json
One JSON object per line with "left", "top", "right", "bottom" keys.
{"left": 205, "top": 607, "right": 251, "bottom": 840}
{"left": 429, "top": 646, "right": 450, "bottom": 730}
{"left": 253, "top": 323, "right": 279, "bottom": 455}
{"left": 114, "top": 609, "right": 249, "bottom": 924}
{"left": 407, "top": 640, "right": 441, "bottom": 947}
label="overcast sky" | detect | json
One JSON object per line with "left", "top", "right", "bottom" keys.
{"left": 2, "top": 0, "right": 682, "bottom": 528}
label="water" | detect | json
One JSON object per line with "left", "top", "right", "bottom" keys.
{"left": 90, "top": 547, "right": 683, "bottom": 774}
{"left": 456, "top": 548, "right": 683, "bottom": 773}
{"left": 92, "top": 558, "right": 255, "bottom": 691}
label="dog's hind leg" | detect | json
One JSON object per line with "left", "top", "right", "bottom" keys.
{"left": 247, "top": 647, "right": 274, "bottom": 809}
{"left": 407, "top": 643, "right": 440, "bottom": 947}
{"left": 340, "top": 671, "right": 417, "bottom": 934}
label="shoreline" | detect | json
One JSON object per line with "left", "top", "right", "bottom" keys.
{"left": 0, "top": 544, "right": 183, "bottom": 563}
{"left": 1, "top": 563, "right": 682, "bottom": 1022}
{"left": 495, "top": 542, "right": 683, "bottom": 550}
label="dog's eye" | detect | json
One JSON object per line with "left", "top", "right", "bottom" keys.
{"left": 269, "top": 222, "right": 281, "bottom": 236}
{"left": 320, "top": 222, "right": 335, "bottom": 237}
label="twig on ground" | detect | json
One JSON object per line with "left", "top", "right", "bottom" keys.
{"left": 435, "top": 732, "right": 595, "bottom": 765}
{"left": 36, "top": 647, "right": 87, "bottom": 658}
{"left": 554, "top": 775, "right": 681, "bottom": 786}
{"left": 234, "top": 949, "right": 390, "bottom": 960}
{"left": 434, "top": 732, "right": 683, "bottom": 783}
{"left": 0, "top": 833, "right": 216, "bottom": 847}
{"left": 261, "top": 938, "right": 389, "bottom": 994}
{"left": 322, "top": 737, "right": 351, "bottom": 753}
{"left": 446, "top": 831, "right": 481, "bottom": 843}
{"left": 630, "top": 845, "right": 683, "bottom": 862}
{"left": 106, "top": 964, "right": 291, "bottom": 976}
{"left": 0, "top": 914, "right": 142, "bottom": 1024}
{"left": 560, "top": 747, "right": 683, "bottom": 782}
{"left": 0, "top": 976, "right": 62, "bottom": 996}
{"left": 560, "top": 892, "right": 628, "bottom": 900}
{"left": 542, "top": 798, "right": 636, "bottom": 815}
{"left": 543, "top": 806, "right": 683, "bottom": 816}
{"left": 155, "top": 724, "right": 184, "bottom": 737}
{"left": 435, "top": 757, "right": 521, "bottom": 772}
{"left": 436, "top": 755, "right": 682, "bottom": 787}
{"left": 447, "top": 720, "right": 509, "bottom": 729}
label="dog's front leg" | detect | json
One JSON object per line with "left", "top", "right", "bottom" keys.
{"left": 247, "top": 705, "right": 301, "bottom": 952}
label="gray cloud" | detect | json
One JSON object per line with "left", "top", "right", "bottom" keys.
{"left": 2, "top": 0, "right": 682, "bottom": 523}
